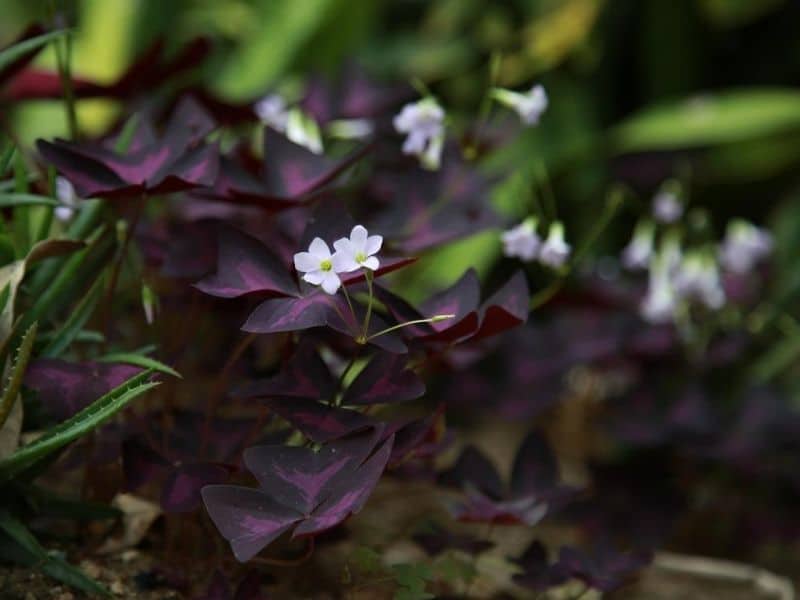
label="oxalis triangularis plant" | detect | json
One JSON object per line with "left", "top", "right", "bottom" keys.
{"left": 0, "top": 21, "right": 721, "bottom": 599}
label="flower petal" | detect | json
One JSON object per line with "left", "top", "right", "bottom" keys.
{"left": 332, "top": 251, "right": 360, "bottom": 273}
{"left": 303, "top": 270, "right": 325, "bottom": 285}
{"left": 365, "top": 235, "right": 383, "bottom": 256}
{"left": 362, "top": 256, "right": 379, "bottom": 271}
{"left": 320, "top": 271, "right": 341, "bottom": 295}
{"left": 308, "top": 237, "right": 331, "bottom": 260}
{"left": 293, "top": 252, "right": 319, "bottom": 273}
{"left": 333, "top": 237, "right": 355, "bottom": 255}
{"left": 350, "top": 225, "right": 368, "bottom": 247}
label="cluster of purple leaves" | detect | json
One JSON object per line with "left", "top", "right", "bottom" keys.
{"left": 8, "top": 29, "right": 683, "bottom": 594}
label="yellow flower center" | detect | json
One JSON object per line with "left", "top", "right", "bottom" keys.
{"left": 320, "top": 259, "right": 332, "bottom": 272}
{"left": 355, "top": 251, "right": 367, "bottom": 263}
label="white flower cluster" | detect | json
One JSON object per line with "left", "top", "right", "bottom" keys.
{"left": 491, "top": 84, "right": 549, "bottom": 126}
{"left": 393, "top": 98, "right": 446, "bottom": 170}
{"left": 253, "top": 93, "right": 326, "bottom": 154}
{"left": 293, "top": 225, "right": 382, "bottom": 295}
{"left": 501, "top": 218, "right": 571, "bottom": 269}
{"left": 621, "top": 188, "right": 773, "bottom": 324}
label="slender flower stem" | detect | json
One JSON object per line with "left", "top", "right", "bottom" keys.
{"left": 367, "top": 314, "right": 455, "bottom": 341}
{"left": 333, "top": 351, "right": 361, "bottom": 406}
{"left": 361, "top": 270, "right": 374, "bottom": 338}
{"left": 341, "top": 282, "right": 357, "bottom": 324}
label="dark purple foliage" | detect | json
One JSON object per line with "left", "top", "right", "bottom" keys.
{"left": 367, "top": 156, "right": 500, "bottom": 253}
{"left": 203, "top": 130, "right": 366, "bottom": 210}
{"left": 557, "top": 543, "right": 653, "bottom": 592}
{"left": 263, "top": 398, "right": 375, "bottom": 443}
{"left": 413, "top": 523, "right": 493, "bottom": 557}
{"left": 202, "top": 431, "right": 394, "bottom": 561}
{"left": 233, "top": 342, "right": 336, "bottom": 402}
{"left": 24, "top": 359, "right": 142, "bottom": 420}
{"left": 440, "top": 432, "right": 574, "bottom": 525}
{"left": 37, "top": 96, "right": 219, "bottom": 199}
{"left": 511, "top": 541, "right": 569, "bottom": 591}
{"left": 194, "top": 226, "right": 298, "bottom": 298}
{"left": 342, "top": 351, "right": 425, "bottom": 406}
{"left": 196, "top": 570, "right": 267, "bottom": 600}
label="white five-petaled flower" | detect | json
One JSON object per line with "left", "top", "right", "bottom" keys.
{"left": 332, "top": 225, "right": 383, "bottom": 273}
{"left": 492, "top": 84, "right": 548, "bottom": 126}
{"left": 538, "top": 222, "right": 571, "bottom": 268}
{"left": 393, "top": 98, "right": 445, "bottom": 169}
{"left": 621, "top": 220, "right": 655, "bottom": 270}
{"left": 652, "top": 190, "right": 683, "bottom": 224}
{"left": 55, "top": 176, "right": 79, "bottom": 221}
{"left": 501, "top": 217, "right": 541, "bottom": 261}
{"left": 293, "top": 238, "right": 342, "bottom": 295}
{"left": 254, "top": 94, "right": 290, "bottom": 132}
{"left": 719, "top": 219, "right": 773, "bottom": 274}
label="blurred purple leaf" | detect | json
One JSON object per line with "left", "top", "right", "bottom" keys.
{"left": 512, "top": 541, "right": 570, "bottom": 591}
{"left": 342, "top": 352, "right": 424, "bottom": 406}
{"left": 37, "top": 97, "right": 219, "bottom": 199}
{"left": 194, "top": 226, "right": 298, "bottom": 298}
{"left": 557, "top": 543, "right": 652, "bottom": 592}
{"left": 264, "top": 397, "right": 375, "bottom": 443}
{"left": 24, "top": 359, "right": 142, "bottom": 420}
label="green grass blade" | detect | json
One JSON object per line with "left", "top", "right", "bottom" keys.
{"left": 0, "top": 322, "right": 37, "bottom": 428}
{"left": 41, "top": 278, "right": 103, "bottom": 358}
{"left": 96, "top": 352, "right": 182, "bottom": 378}
{"left": 0, "top": 29, "right": 70, "bottom": 72}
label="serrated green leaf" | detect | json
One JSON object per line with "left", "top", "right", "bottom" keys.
{"left": 0, "top": 322, "right": 37, "bottom": 428}
{"left": 95, "top": 352, "right": 181, "bottom": 379}
{"left": 0, "top": 369, "right": 159, "bottom": 481}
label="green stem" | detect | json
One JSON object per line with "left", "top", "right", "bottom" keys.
{"left": 341, "top": 282, "right": 357, "bottom": 325}
{"left": 361, "top": 270, "right": 374, "bottom": 338}
{"left": 367, "top": 314, "right": 455, "bottom": 341}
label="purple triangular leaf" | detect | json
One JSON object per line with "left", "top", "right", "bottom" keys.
{"left": 473, "top": 271, "right": 529, "bottom": 340}
{"left": 439, "top": 446, "right": 504, "bottom": 499}
{"left": 262, "top": 129, "right": 367, "bottom": 198}
{"left": 265, "top": 397, "right": 375, "bottom": 443}
{"left": 293, "top": 435, "right": 393, "bottom": 537}
{"left": 242, "top": 294, "right": 333, "bottom": 334}
{"left": 509, "top": 432, "right": 558, "bottom": 498}
{"left": 194, "top": 227, "right": 297, "bottom": 299}
{"left": 342, "top": 352, "right": 424, "bottom": 406}
{"left": 161, "top": 462, "right": 233, "bottom": 513}
{"left": 233, "top": 341, "right": 336, "bottom": 401}
{"left": 201, "top": 485, "right": 303, "bottom": 562}
{"left": 243, "top": 431, "right": 379, "bottom": 513}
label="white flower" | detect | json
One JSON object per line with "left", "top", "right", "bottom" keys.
{"left": 538, "top": 222, "right": 571, "bottom": 268}
{"left": 652, "top": 190, "right": 683, "bottom": 224}
{"left": 621, "top": 221, "right": 655, "bottom": 270}
{"left": 293, "top": 238, "right": 342, "bottom": 295}
{"left": 254, "top": 94, "right": 290, "bottom": 132}
{"left": 332, "top": 225, "right": 382, "bottom": 272}
{"left": 501, "top": 218, "right": 540, "bottom": 261}
{"left": 55, "top": 176, "right": 79, "bottom": 221}
{"left": 492, "top": 84, "right": 548, "bottom": 125}
{"left": 719, "top": 219, "right": 773, "bottom": 274}
{"left": 286, "top": 108, "right": 324, "bottom": 154}
{"left": 640, "top": 268, "right": 677, "bottom": 324}
{"left": 674, "top": 252, "right": 725, "bottom": 310}
{"left": 393, "top": 98, "right": 445, "bottom": 169}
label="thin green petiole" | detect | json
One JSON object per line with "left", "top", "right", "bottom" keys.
{"left": 340, "top": 281, "right": 357, "bottom": 325}
{"left": 361, "top": 270, "right": 374, "bottom": 338}
{"left": 367, "top": 314, "right": 455, "bottom": 341}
